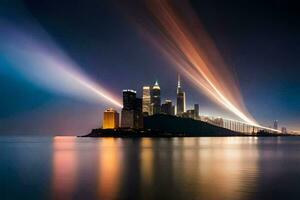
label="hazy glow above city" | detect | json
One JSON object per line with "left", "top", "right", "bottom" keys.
{"left": 132, "top": 0, "right": 258, "bottom": 126}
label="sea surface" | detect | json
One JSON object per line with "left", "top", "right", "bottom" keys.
{"left": 1, "top": 136, "right": 300, "bottom": 200}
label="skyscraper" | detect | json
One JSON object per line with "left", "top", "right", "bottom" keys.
{"left": 135, "top": 98, "right": 143, "bottom": 129}
{"left": 142, "top": 86, "right": 152, "bottom": 115}
{"left": 194, "top": 104, "right": 199, "bottom": 119}
{"left": 176, "top": 75, "right": 186, "bottom": 116}
{"left": 151, "top": 81, "right": 161, "bottom": 114}
{"left": 103, "top": 108, "right": 119, "bottom": 129}
{"left": 274, "top": 120, "right": 278, "bottom": 130}
{"left": 121, "top": 110, "right": 135, "bottom": 128}
{"left": 121, "top": 90, "right": 143, "bottom": 129}
{"left": 121, "top": 90, "right": 136, "bottom": 128}
{"left": 161, "top": 100, "right": 174, "bottom": 115}
{"left": 122, "top": 89, "right": 136, "bottom": 110}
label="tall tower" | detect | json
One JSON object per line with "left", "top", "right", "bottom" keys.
{"left": 194, "top": 104, "right": 199, "bottom": 119}
{"left": 161, "top": 100, "right": 174, "bottom": 115}
{"left": 142, "top": 86, "right": 152, "bottom": 115}
{"left": 121, "top": 90, "right": 136, "bottom": 128}
{"left": 176, "top": 75, "right": 186, "bottom": 116}
{"left": 274, "top": 120, "right": 278, "bottom": 130}
{"left": 151, "top": 81, "right": 161, "bottom": 114}
{"left": 120, "top": 89, "right": 144, "bottom": 129}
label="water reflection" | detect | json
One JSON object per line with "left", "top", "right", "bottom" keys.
{"left": 52, "top": 137, "right": 78, "bottom": 200}
{"left": 195, "top": 137, "right": 259, "bottom": 199}
{"left": 97, "top": 138, "right": 122, "bottom": 200}
{"left": 137, "top": 137, "right": 260, "bottom": 199}
{"left": 49, "top": 137, "right": 261, "bottom": 200}
{"left": 4, "top": 136, "right": 300, "bottom": 199}
{"left": 140, "top": 139, "right": 154, "bottom": 186}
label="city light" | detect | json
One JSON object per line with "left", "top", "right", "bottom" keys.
{"left": 133, "top": 0, "right": 258, "bottom": 126}
{"left": 0, "top": 23, "right": 122, "bottom": 108}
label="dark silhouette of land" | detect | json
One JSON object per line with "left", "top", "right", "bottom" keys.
{"left": 83, "top": 114, "right": 241, "bottom": 137}
{"left": 82, "top": 114, "right": 293, "bottom": 138}
{"left": 143, "top": 114, "right": 239, "bottom": 136}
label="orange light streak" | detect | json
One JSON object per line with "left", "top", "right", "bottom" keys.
{"left": 132, "top": 0, "right": 258, "bottom": 125}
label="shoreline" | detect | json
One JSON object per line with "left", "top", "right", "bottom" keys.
{"left": 80, "top": 128, "right": 294, "bottom": 138}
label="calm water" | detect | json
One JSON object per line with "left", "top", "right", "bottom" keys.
{"left": 1, "top": 136, "right": 300, "bottom": 200}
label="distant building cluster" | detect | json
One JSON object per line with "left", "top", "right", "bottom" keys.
{"left": 102, "top": 75, "right": 200, "bottom": 129}
{"left": 200, "top": 116, "right": 259, "bottom": 133}
{"left": 101, "top": 75, "right": 288, "bottom": 134}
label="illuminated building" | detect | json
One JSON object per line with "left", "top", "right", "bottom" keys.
{"left": 142, "top": 86, "right": 152, "bottom": 115}
{"left": 176, "top": 75, "right": 186, "bottom": 116}
{"left": 103, "top": 108, "right": 119, "bottom": 129}
{"left": 121, "top": 110, "right": 135, "bottom": 128}
{"left": 121, "top": 90, "right": 143, "bottom": 129}
{"left": 161, "top": 100, "right": 174, "bottom": 115}
{"left": 151, "top": 81, "right": 161, "bottom": 114}
{"left": 281, "top": 127, "right": 287, "bottom": 134}
{"left": 273, "top": 120, "right": 278, "bottom": 130}
{"left": 122, "top": 89, "right": 136, "bottom": 110}
{"left": 194, "top": 104, "right": 199, "bottom": 119}
{"left": 121, "top": 90, "right": 136, "bottom": 128}
{"left": 213, "top": 118, "right": 224, "bottom": 127}
{"left": 186, "top": 109, "right": 195, "bottom": 119}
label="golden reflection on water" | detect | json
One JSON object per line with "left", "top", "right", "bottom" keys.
{"left": 183, "top": 137, "right": 259, "bottom": 199}
{"left": 50, "top": 137, "right": 260, "bottom": 200}
{"left": 140, "top": 139, "right": 154, "bottom": 186}
{"left": 52, "top": 137, "right": 78, "bottom": 200}
{"left": 97, "top": 138, "right": 122, "bottom": 200}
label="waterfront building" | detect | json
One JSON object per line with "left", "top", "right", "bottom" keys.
{"left": 135, "top": 98, "right": 143, "bottom": 129}
{"left": 103, "top": 108, "right": 119, "bottom": 129}
{"left": 194, "top": 104, "right": 199, "bottom": 119}
{"left": 123, "top": 89, "right": 136, "bottom": 110}
{"left": 186, "top": 109, "right": 195, "bottom": 119}
{"left": 282, "top": 127, "right": 287, "bottom": 134}
{"left": 121, "top": 89, "right": 143, "bottom": 129}
{"left": 213, "top": 117, "right": 224, "bottom": 127}
{"left": 176, "top": 75, "right": 186, "bottom": 116}
{"left": 121, "top": 90, "right": 136, "bottom": 129}
{"left": 152, "top": 81, "right": 161, "bottom": 114}
{"left": 142, "top": 86, "right": 152, "bottom": 115}
{"left": 274, "top": 120, "right": 278, "bottom": 130}
{"left": 161, "top": 100, "right": 174, "bottom": 115}
{"left": 121, "top": 110, "right": 135, "bottom": 128}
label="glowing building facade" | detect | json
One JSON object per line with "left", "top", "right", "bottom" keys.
{"left": 142, "top": 86, "right": 152, "bottom": 115}
{"left": 274, "top": 120, "right": 278, "bottom": 130}
{"left": 176, "top": 75, "right": 186, "bottom": 116}
{"left": 103, "top": 108, "right": 119, "bottom": 129}
{"left": 151, "top": 81, "right": 161, "bottom": 114}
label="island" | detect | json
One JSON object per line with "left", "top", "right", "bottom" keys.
{"left": 81, "top": 114, "right": 291, "bottom": 137}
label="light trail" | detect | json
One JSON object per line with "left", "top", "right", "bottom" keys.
{"left": 128, "top": 0, "right": 259, "bottom": 126}
{"left": 0, "top": 23, "right": 122, "bottom": 108}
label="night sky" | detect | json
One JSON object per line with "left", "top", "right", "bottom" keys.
{"left": 0, "top": 0, "right": 299, "bottom": 135}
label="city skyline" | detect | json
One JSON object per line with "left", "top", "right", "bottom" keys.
{"left": 0, "top": 0, "right": 299, "bottom": 135}
{"left": 2, "top": 1, "right": 300, "bottom": 200}
{"left": 100, "top": 75, "right": 283, "bottom": 134}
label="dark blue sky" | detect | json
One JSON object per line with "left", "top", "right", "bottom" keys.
{"left": 0, "top": 0, "right": 299, "bottom": 135}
